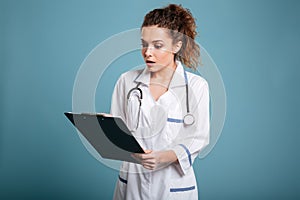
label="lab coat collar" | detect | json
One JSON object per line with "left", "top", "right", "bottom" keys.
{"left": 134, "top": 65, "right": 150, "bottom": 85}
{"left": 134, "top": 61, "right": 186, "bottom": 88}
{"left": 169, "top": 61, "right": 186, "bottom": 88}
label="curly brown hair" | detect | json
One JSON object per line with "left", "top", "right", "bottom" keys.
{"left": 141, "top": 4, "right": 200, "bottom": 70}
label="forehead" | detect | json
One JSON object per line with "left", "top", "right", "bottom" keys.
{"left": 141, "top": 26, "right": 172, "bottom": 42}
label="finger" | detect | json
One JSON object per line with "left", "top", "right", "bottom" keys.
{"left": 98, "top": 113, "right": 113, "bottom": 117}
{"left": 132, "top": 152, "right": 145, "bottom": 158}
{"left": 131, "top": 154, "right": 142, "bottom": 163}
{"left": 144, "top": 149, "right": 153, "bottom": 154}
{"left": 133, "top": 152, "right": 154, "bottom": 161}
{"left": 142, "top": 163, "right": 155, "bottom": 170}
{"left": 141, "top": 154, "right": 156, "bottom": 161}
{"left": 142, "top": 158, "right": 156, "bottom": 165}
{"left": 142, "top": 158, "right": 157, "bottom": 166}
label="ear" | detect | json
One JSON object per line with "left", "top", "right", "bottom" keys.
{"left": 173, "top": 41, "right": 182, "bottom": 54}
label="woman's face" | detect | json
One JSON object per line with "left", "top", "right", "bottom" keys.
{"left": 141, "top": 26, "right": 177, "bottom": 73}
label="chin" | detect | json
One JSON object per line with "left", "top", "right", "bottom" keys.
{"left": 147, "top": 66, "right": 162, "bottom": 73}
{"left": 146, "top": 64, "right": 157, "bottom": 71}
{"left": 147, "top": 67, "right": 156, "bottom": 73}
{"left": 146, "top": 63, "right": 166, "bottom": 72}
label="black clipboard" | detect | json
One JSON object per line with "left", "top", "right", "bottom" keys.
{"left": 64, "top": 112, "right": 144, "bottom": 163}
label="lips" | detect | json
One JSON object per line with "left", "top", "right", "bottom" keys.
{"left": 146, "top": 60, "right": 155, "bottom": 64}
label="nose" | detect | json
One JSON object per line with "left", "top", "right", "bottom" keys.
{"left": 144, "top": 46, "right": 153, "bottom": 57}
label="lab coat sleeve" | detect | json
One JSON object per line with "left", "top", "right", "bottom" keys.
{"left": 170, "top": 79, "right": 210, "bottom": 175}
{"left": 110, "top": 74, "right": 127, "bottom": 121}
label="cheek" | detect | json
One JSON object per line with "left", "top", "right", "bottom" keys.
{"left": 156, "top": 51, "right": 173, "bottom": 62}
{"left": 141, "top": 49, "right": 146, "bottom": 57}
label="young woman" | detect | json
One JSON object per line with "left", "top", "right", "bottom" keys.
{"left": 110, "top": 4, "right": 210, "bottom": 200}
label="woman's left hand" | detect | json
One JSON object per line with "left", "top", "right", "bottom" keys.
{"left": 132, "top": 150, "right": 177, "bottom": 170}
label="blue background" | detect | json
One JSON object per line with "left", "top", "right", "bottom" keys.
{"left": 1, "top": 0, "right": 299, "bottom": 199}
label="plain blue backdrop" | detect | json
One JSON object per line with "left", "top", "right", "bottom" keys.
{"left": 1, "top": 0, "right": 299, "bottom": 199}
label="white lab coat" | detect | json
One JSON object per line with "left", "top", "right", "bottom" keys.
{"left": 110, "top": 61, "right": 210, "bottom": 200}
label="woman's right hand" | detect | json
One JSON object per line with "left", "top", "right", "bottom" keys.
{"left": 131, "top": 150, "right": 177, "bottom": 170}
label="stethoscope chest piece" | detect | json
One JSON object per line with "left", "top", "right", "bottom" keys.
{"left": 183, "top": 113, "right": 195, "bottom": 126}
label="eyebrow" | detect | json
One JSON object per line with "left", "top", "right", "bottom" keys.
{"left": 141, "top": 39, "right": 164, "bottom": 43}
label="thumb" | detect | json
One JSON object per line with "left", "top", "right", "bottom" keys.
{"left": 144, "top": 149, "right": 153, "bottom": 154}
{"left": 98, "top": 113, "right": 113, "bottom": 117}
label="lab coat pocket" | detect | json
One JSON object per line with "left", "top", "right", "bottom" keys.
{"left": 114, "top": 172, "right": 127, "bottom": 200}
{"left": 165, "top": 122, "right": 182, "bottom": 142}
{"left": 170, "top": 185, "right": 198, "bottom": 200}
{"left": 114, "top": 163, "right": 129, "bottom": 200}
{"left": 168, "top": 174, "right": 198, "bottom": 200}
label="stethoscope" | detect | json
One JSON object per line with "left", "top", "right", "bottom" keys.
{"left": 127, "top": 69, "right": 195, "bottom": 131}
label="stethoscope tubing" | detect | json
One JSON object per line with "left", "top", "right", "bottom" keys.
{"left": 127, "top": 69, "right": 195, "bottom": 128}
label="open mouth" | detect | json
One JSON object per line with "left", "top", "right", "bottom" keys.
{"left": 146, "top": 60, "right": 155, "bottom": 64}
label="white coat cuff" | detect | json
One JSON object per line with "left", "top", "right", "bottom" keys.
{"left": 171, "top": 144, "right": 192, "bottom": 175}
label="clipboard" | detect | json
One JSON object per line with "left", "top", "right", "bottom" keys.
{"left": 64, "top": 112, "right": 144, "bottom": 163}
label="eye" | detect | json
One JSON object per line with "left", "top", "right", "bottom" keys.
{"left": 141, "top": 41, "right": 148, "bottom": 48}
{"left": 154, "top": 43, "right": 163, "bottom": 49}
